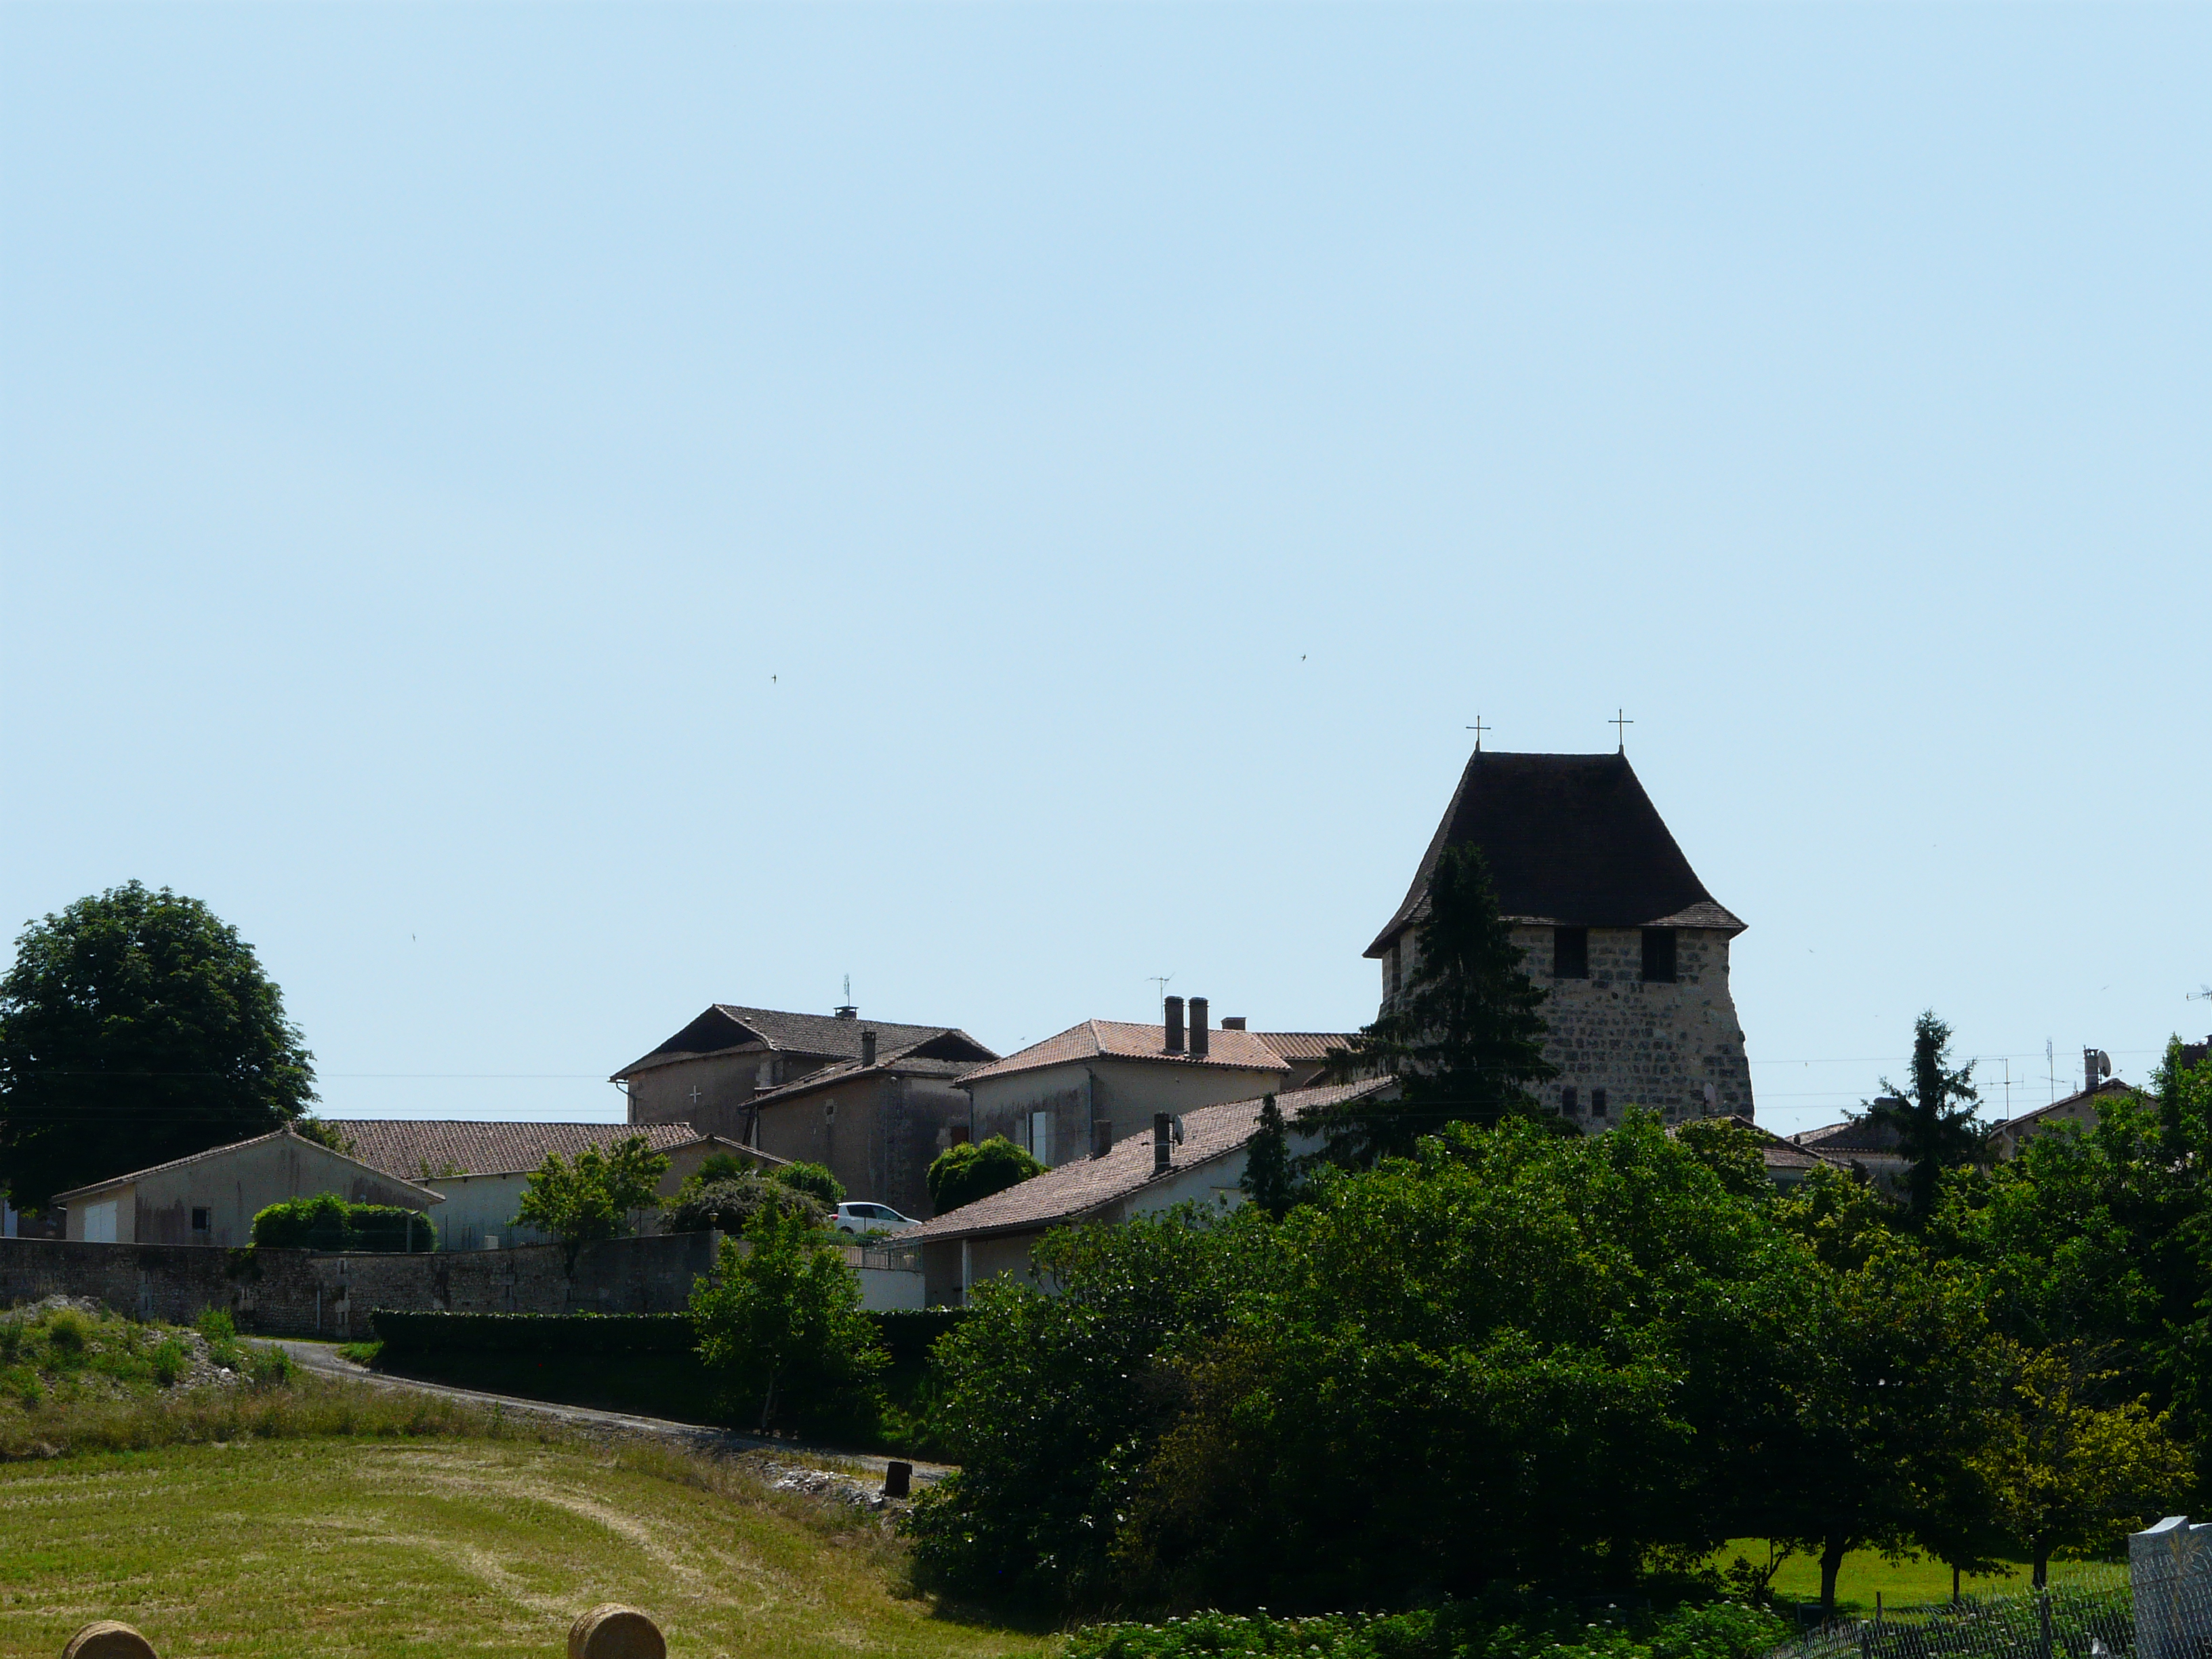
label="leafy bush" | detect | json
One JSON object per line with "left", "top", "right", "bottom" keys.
{"left": 150, "top": 1338, "right": 188, "bottom": 1388}
{"left": 926, "top": 1135, "right": 1042, "bottom": 1214}
{"left": 663, "top": 1174, "right": 825, "bottom": 1234}
{"left": 1063, "top": 1600, "right": 1788, "bottom": 1659}
{"left": 197, "top": 1308, "right": 237, "bottom": 1342}
{"left": 773, "top": 1161, "right": 845, "bottom": 1205}
{"left": 42, "top": 1308, "right": 91, "bottom": 1355}
{"left": 251, "top": 1193, "right": 436, "bottom": 1252}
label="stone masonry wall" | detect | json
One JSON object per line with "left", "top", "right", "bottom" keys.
{"left": 0, "top": 1231, "right": 722, "bottom": 1340}
{"left": 1390, "top": 924, "right": 1754, "bottom": 1126}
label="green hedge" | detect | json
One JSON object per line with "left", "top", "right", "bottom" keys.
{"left": 1063, "top": 1601, "right": 1788, "bottom": 1659}
{"left": 252, "top": 1193, "right": 437, "bottom": 1252}
{"left": 370, "top": 1307, "right": 967, "bottom": 1360}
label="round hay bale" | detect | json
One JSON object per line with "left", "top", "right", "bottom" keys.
{"left": 62, "top": 1622, "right": 157, "bottom": 1659}
{"left": 568, "top": 1604, "right": 665, "bottom": 1659}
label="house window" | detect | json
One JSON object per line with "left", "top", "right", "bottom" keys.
{"left": 191, "top": 1207, "right": 211, "bottom": 1235}
{"left": 1029, "top": 1110, "right": 1054, "bottom": 1166}
{"left": 1591, "top": 1088, "right": 1609, "bottom": 1118}
{"left": 1641, "top": 928, "right": 1677, "bottom": 983}
{"left": 1386, "top": 941, "right": 1403, "bottom": 996}
{"left": 1561, "top": 1086, "right": 1579, "bottom": 1114}
{"left": 1553, "top": 927, "right": 1589, "bottom": 979}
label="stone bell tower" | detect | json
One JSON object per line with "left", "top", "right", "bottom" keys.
{"left": 1366, "top": 748, "right": 1755, "bottom": 1126}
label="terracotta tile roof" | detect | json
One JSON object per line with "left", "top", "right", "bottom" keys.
{"left": 613, "top": 1006, "right": 998, "bottom": 1080}
{"left": 747, "top": 1053, "right": 985, "bottom": 1110}
{"left": 957, "top": 1020, "right": 1293, "bottom": 1088}
{"left": 51, "top": 1130, "right": 447, "bottom": 1206}
{"left": 327, "top": 1120, "right": 707, "bottom": 1181}
{"left": 1671, "top": 1114, "right": 1841, "bottom": 1174}
{"left": 906, "top": 1078, "right": 1397, "bottom": 1242}
{"left": 1252, "top": 1031, "right": 1355, "bottom": 1061}
{"left": 1368, "top": 750, "right": 1744, "bottom": 956}
{"left": 1790, "top": 1117, "right": 1905, "bottom": 1155}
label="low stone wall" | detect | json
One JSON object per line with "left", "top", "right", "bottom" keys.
{"left": 0, "top": 1232, "right": 724, "bottom": 1338}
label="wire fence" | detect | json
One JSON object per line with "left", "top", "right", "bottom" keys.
{"left": 1775, "top": 1568, "right": 2137, "bottom": 1659}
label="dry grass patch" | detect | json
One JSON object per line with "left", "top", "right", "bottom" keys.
{"left": 0, "top": 1435, "right": 1050, "bottom": 1659}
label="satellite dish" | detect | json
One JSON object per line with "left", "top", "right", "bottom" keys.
{"left": 2097, "top": 1051, "right": 2113, "bottom": 1080}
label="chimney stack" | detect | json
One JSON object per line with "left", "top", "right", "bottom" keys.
{"left": 1092, "top": 1121, "right": 1115, "bottom": 1160}
{"left": 1153, "top": 1112, "right": 1172, "bottom": 1174}
{"left": 861, "top": 1029, "right": 877, "bottom": 1067}
{"left": 1189, "top": 998, "right": 1210, "bottom": 1058}
{"left": 1164, "top": 996, "right": 1185, "bottom": 1054}
{"left": 1220, "top": 1016, "right": 1246, "bottom": 1030}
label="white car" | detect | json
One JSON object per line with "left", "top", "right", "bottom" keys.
{"left": 834, "top": 1201, "right": 917, "bottom": 1236}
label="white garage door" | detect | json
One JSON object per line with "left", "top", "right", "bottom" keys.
{"left": 81, "top": 1201, "right": 117, "bottom": 1244}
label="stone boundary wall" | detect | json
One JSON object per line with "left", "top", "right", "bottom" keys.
{"left": 0, "top": 1232, "right": 724, "bottom": 1338}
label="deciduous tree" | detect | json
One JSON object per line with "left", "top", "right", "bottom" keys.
{"left": 690, "top": 1208, "right": 886, "bottom": 1433}
{"left": 512, "top": 1136, "right": 669, "bottom": 1271}
{"left": 0, "top": 882, "right": 316, "bottom": 1212}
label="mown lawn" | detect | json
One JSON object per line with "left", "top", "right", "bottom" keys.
{"left": 0, "top": 1437, "right": 1050, "bottom": 1659}
{"left": 1710, "top": 1539, "right": 2114, "bottom": 1616}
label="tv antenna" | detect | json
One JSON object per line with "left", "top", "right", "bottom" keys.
{"left": 1147, "top": 975, "right": 1173, "bottom": 1019}
{"left": 2189, "top": 985, "right": 2212, "bottom": 1002}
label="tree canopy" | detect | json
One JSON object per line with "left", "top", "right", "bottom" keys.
{"left": 0, "top": 882, "right": 316, "bottom": 1212}
{"left": 927, "top": 1134, "right": 1043, "bottom": 1214}
{"left": 512, "top": 1135, "right": 670, "bottom": 1270}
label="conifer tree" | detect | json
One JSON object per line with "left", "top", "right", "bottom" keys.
{"left": 1315, "top": 843, "right": 1556, "bottom": 1166}
{"left": 1868, "top": 1010, "right": 1984, "bottom": 1223}
{"left": 1239, "top": 1094, "right": 1296, "bottom": 1218}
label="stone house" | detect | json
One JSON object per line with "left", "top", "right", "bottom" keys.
{"left": 49, "top": 1129, "right": 444, "bottom": 1247}
{"left": 613, "top": 1004, "right": 998, "bottom": 1155}
{"left": 1368, "top": 747, "right": 1754, "bottom": 1127}
{"left": 958, "top": 999, "right": 1315, "bottom": 1168}
{"left": 741, "top": 1036, "right": 994, "bottom": 1221}
{"left": 328, "top": 1119, "right": 778, "bottom": 1250}
{"left": 909, "top": 1078, "right": 1399, "bottom": 1304}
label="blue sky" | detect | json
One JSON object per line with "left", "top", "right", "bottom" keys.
{"left": 3, "top": 4, "right": 2205, "bottom": 1138}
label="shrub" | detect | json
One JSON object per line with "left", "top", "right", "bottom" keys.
{"left": 663, "top": 1174, "right": 825, "bottom": 1235}
{"left": 926, "top": 1136, "right": 1043, "bottom": 1214}
{"left": 150, "top": 1338, "right": 188, "bottom": 1388}
{"left": 251, "top": 1193, "right": 436, "bottom": 1252}
{"left": 1063, "top": 1600, "right": 1788, "bottom": 1659}
{"left": 42, "top": 1308, "right": 91, "bottom": 1357}
{"left": 197, "top": 1308, "right": 237, "bottom": 1343}
{"left": 773, "top": 1160, "right": 845, "bottom": 1206}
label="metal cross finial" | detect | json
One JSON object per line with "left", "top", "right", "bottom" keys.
{"left": 1465, "top": 715, "right": 1490, "bottom": 751}
{"left": 1610, "top": 709, "right": 1633, "bottom": 752}
{"left": 689, "top": 1085, "right": 703, "bottom": 1106}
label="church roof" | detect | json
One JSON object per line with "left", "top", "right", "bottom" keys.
{"left": 613, "top": 1005, "right": 998, "bottom": 1080}
{"left": 1366, "top": 750, "right": 1742, "bottom": 957}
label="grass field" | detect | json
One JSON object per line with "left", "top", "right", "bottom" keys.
{"left": 1709, "top": 1539, "right": 2116, "bottom": 1616}
{"left": 0, "top": 1435, "right": 1050, "bottom": 1659}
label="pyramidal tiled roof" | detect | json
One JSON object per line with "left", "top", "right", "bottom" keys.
{"left": 1368, "top": 750, "right": 1742, "bottom": 956}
